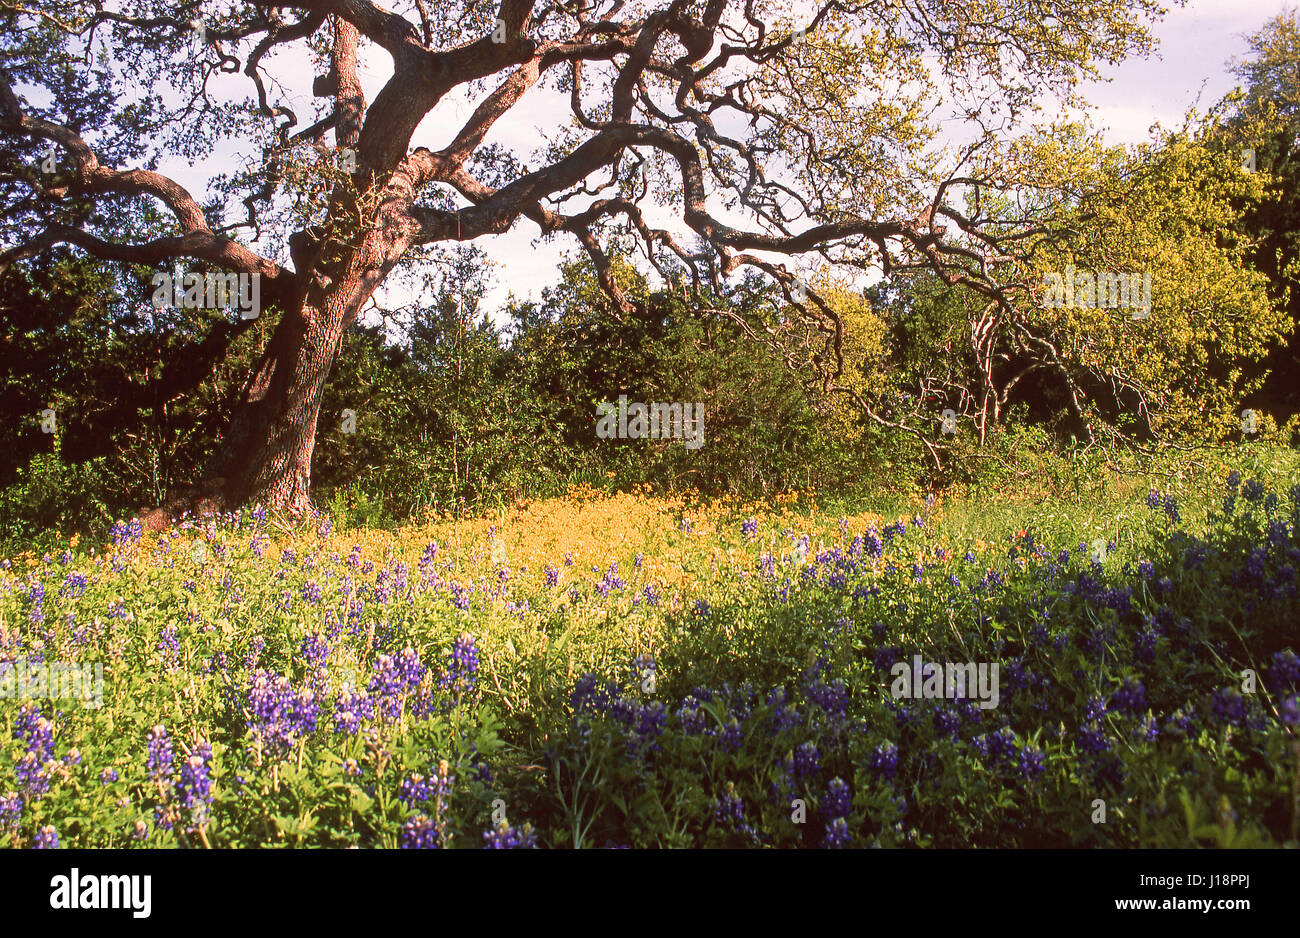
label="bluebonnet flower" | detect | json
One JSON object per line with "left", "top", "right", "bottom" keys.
{"left": 369, "top": 654, "right": 409, "bottom": 721}
{"left": 741, "top": 518, "right": 758, "bottom": 539}
{"left": 302, "top": 580, "right": 322, "bottom": 604}
{"left": 933, "top": 706, "right": 961, "bottom": 739}
{"left": 571, "top": 673, "right": 617, "bottom": 715}
{"left": 1210, "top": 689, "right": 1247, "bottom": 726}
{"left": 153, "top": 805, "right": 175, "bottom": 831}
{"left": 863, "top": 527, "right": 883, "bottom": 559}
{"left": 1279, "top": 696, "right": 1299, "bottom": 727}
{"left": 146, "top": 725, "right": 172, "bottom": 779}
{"left": 100, "top": 768, "right": 118, "bottom": 785}
{"left": 32, "top": 825, "right": 58, "bottom": 849}
{"left": 674, "top": 697, "right": 708, "bottom": 734}
{"left": 715, "top": 784, "right": 745, "bottom": 826}
{"left": 158, "top": 624, "right": 179, "bottom": 657}
{"left": 402, "top": 814, "right": 441, "bottom": 849}
{"left": 1136, "top": 628, "right": 1158, "bottom": 663}
{"left": 1109, "top": 677, "right": 1147, "bottom": 715}
{"left": 806, "top": 677, "right": 848, "bottom": 716}
{"left": 399, "top": 774, "right": 434, "bottom": 805}
{"left": 0, "top": 792, "right": 20, "bottom": 831}
{"left": 544, "top": 564, "right": 559, "bottom": 587}
{"left": 716, "top": 719, "right": 744, "bottom": 751}
{"left": 1017, "top": 746, "right": 1046, "bottom": 778}
{"left": 1242, "top": 479, "right": 1265, "bottom": 503}
{"left": 595, "top": 563, "right": 625, "bottom": 596}
{"left": 333, "top": 688, "right": 375, "bottom": 735}
{"left": 60, "top": 571, "right": 87, "bottom": 599}
{"left": 441, "top": 633, "right": 479, "bottom": 697}
{"left": 1226, "top": 470, "right": 1241, "bottom": 492}
{"left": 823, "top": 817, "right": 851, "bottom": 848}
{"left": 1077, "top": 724, "right": 1112, "bottom": 754}
{"left": 483, "top": 821, "right": 538, "bottom": 848}
{"left": 868, "top": 743, "right": 899, "bottom": 779}
{"left": 979, "top": 727, "right": 1019, "bottom": 764}
{"left": 293, "top": 689, "right": 319, "bottom": 735}
{"left": 14, "top": 704, "right": 54, "bottom": 760}
{"left": 176, "top": 742, "right": 214, "bottom": 826}
{"left": 247, "top": 671, "right": 291, "bottom": 746}
{"left": 1146, "top": 489, "right": 1162, "bottom": 509}
{"left": 26, "top": 582, "right": 44, "bottom": 624}
{"left": 1138, "top": 560, "right": 1154, "bottom": 579}
{"left": 15, "top": 752, "right": 50, "bottom": 797}
{"left": 1163, "top": 709, "right": 1196, "bottom": 737}
{"left": 1270, "top": 650, "right": 1300, "bottom": 688}
{"left": 299, "top": 632, "right": 330, "bottom": 669}
{"left": 109, "top": 520, "right": 131, "bottom": 546}
{"left": 824, "top": 777, "right": 851, "bottom": 818}
{"left": 693, "top": 598, "right": 711, "bottom": 619}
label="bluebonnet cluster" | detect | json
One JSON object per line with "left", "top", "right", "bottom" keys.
{"left": 0, "top": 791, "right": 21, "bottom": 833}
{"left": 109, "top": 518, "right": 144, "bottom": 547}
{"left": 595, "top": 562, "right": 625, "bottom": 596}
{"left": 333, "top": 687, "right": 375, "bottom": 735}
{"left": 401, "top": 814, "right": 441, "bottom": 849}
{"left": 823, "top": 777, "right": 851, "bottom": 818}
{"left": 483, "top": 821, "right": 538, "bottom": 848}
{"left": 1109, "top": 677, "right": 1147, "bottom": 714}
{"left": 146, "top": 725, "right": 172, "bottom": 780}
{"left": 299, "top": 632, "right": 330, "bottom": 669}
{"left": 158, "top": 625, "right": 180, "bottom": 667}
{"left": 823, "top": 816, "right": 851, "bottom": 848}
{"left": 246, "top": 670, "right": 318, "bottom": 755}
{"left": 868, "top": 743, "right": 899, "bottom": 779}
{"left": 176, "top": 741, "right": 214, "bottom": 829}
{"left": 368, "top": 650, "right": 425, "bottom": 720}
{"left": 440, "top": 633, "right": 479, "bottom": 699}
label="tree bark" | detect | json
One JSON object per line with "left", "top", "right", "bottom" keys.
{"left": 205, "top": 260, "right": 373, "bottom": 515}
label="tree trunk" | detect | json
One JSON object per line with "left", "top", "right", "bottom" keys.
{"left": 206, "top": 274, "right": 365, "bottom": 515}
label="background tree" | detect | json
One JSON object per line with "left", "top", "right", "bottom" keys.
{"left": 0, "top": 0, "right": 1170, "bottom": 513}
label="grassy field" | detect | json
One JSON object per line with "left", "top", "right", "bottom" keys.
{"left": 1, "top": 445, "right": 1298, "bottom": 848}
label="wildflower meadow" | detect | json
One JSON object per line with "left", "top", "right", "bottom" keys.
{"left": 2, "top": 449, "right": 1297, "bottom": 850}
